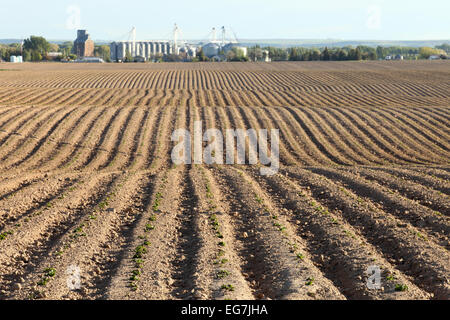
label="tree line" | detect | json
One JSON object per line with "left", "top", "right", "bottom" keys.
{"left": 0, "top": 36, "right": 111, "bottom": 62}
{"left": 0, "top": 36, "right": 63, "bottom": 62}
{"left": 257, "top": 44, "right": 448, "bottom": 61}
{"left": 1, "top": 35, "right": 448, "bottom": 63}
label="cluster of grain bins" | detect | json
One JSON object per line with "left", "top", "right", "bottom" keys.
{"left": 110, "top": 41, "right": 174, "bottom": 62}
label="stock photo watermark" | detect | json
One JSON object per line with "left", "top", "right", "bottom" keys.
{"left": 366, "top": 5, "right": 382, "bottom": 30}
{"left": 66, "top": 5, "right": 81, "bottom": 31}
{"left": 66, "top": 265, "right": 82, "bottom": 291}
{"left": 171, "top": 121, "right": 280, "bottom": 176}
{"left": 366, "top": 265, "right": 382, "bottom": 290}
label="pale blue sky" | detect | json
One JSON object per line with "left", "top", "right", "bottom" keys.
{"left": 0, "top": 0, "right": 449, "bottom": 40}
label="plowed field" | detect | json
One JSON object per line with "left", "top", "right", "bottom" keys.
{"left": 0, "top": 61, "right": 448, "bottom": 300}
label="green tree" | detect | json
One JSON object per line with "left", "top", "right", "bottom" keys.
{"left": 164, "top": 54, "right": 183, "bottom": 62}
{"left": 419, "top": 47, "right": 445, "bottom": 59}
{"left": 435, "top": 43, "right": 450, "bottom": 54}
{"left": 0, "top": 46, "right": 10, "bottom": 61}
{"left": 124, "top": 49, "right": 133, "bottom": 62}
{"left": 248, "top": 45, "right": 263, "bottom": 61}
{"left": 227, "top": 47, "right": 248, "bottom": 62}
{"left": 348, "top": 49, "right": 356, "bottom": 60}
{"left": 23, "top": 36, "right": 51, "bottom": 55}
{"left": 31, "top": 51, "right": 42, "bottom": 62}
{"left": 303, "top": 51, "right": 311, "bottom": 61}
{"left": 376, "top": 46, "right": 385, "bottom": 59}
{"left": 355, "top": 47, "right": 362, "bottom": 60}
{"left": 22, "top": 36, "right": 51, "bottom": 62}
{"left": 368, "top": 51, "right": 377, "bottom": 60}
{"left": 60, "top": 41, "right": 73, "bottom": 58}
{"left": 348, "top": 47, "right": 362, "bottom": 61}
{"left": 335, "top": 49, "right": 348, "bottom": 61}
{"left": 197, "top": 49, "right": 208, "bottom": 62}
{"left": 311, "top": 49, "right": 320, "bottom": 61}
{"left": 49, "top": 43, "right": 59, "bottom": 52}
{"left": 266, "top": 46, "right": 288, "bottom": 61}
{"left": 288, "top": 47, "right": 301, "bottom": 61}
{"left": 321, "top": 47, "right": 330, "bottom": 61}
{"left": 23, "top": 50, "right": 31, "bottom": 62}
{"left": 94, "top": 45, "right": 111, "bottom": 62}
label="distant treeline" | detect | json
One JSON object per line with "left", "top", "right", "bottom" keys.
{"left": 0, "top": 36, "right": 110, "bottom": 62}
{"left": 251, "top": 44, "right": 449, "bottom": 61}
{"left": 1, "top": 35, "right": 449, "bottom": 63}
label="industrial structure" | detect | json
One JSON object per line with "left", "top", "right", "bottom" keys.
{"left": 110, "top": 26, "right": 200, "bottom": 62}
{"left": 200, "top": 26, "right": 247, "bottom": 59}
{"left": 73, "top": 30, "right": 94, "bottom": 58}
{"left": 110, "top": 41, "right": 174, "bottom": 61}
{"left": 75, "top": 57, "right": 105, "bottom": 63}
{"left": 109, "top": 25, "right": 252, "bottom": 62}
{"left": 172, "top": 24, "right": 198, "bottom": 59}
{"left": 110, "top": 27, "right": 175, "bottom": 62}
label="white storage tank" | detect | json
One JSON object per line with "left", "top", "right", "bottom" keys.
{"left": 202, "top": 43, "right": 220, "bottom": 58}
{"left": 10, "top": 56, "right": 23, "bottom": 63}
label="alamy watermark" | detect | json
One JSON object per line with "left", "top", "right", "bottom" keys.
{"left": 171, "top": 121, "right": 280, "bottom": 176}
{"left": 66, "top": 5, "right": 81, "bottom": 30}
{"left": 66, "top": 265, "right": 81, "bottom": 291}
{"left": 366, "top": 5, "right": 382, "bottom": 30}
{"left": 366, "top": 265, "right": 381, "bottom": 290}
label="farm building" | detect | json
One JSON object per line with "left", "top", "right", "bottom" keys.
{"left": 74, "top": 57, "right": 105, "bottom": 63}
{"left": 47, "top": 52, "right": 62, "bottom": 58}
{"left": 429, "top": 55, "right": 442, "bottom": 60}
{"left": 73, "top": 30, "right": 94, "bottom": 58}
{"left": 385, "top": 55, "right": 404, "bottom": 60}
{"left": 110, "top": 41, "right": 174, "bottom": 62}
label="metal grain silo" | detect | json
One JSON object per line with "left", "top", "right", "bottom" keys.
{"left": 202, "top": 43, "right": 220, "bottom": 58}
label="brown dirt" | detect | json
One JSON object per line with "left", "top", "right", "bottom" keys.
{"left": 0, "top": 61, "right": 448, "bottom": 300}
